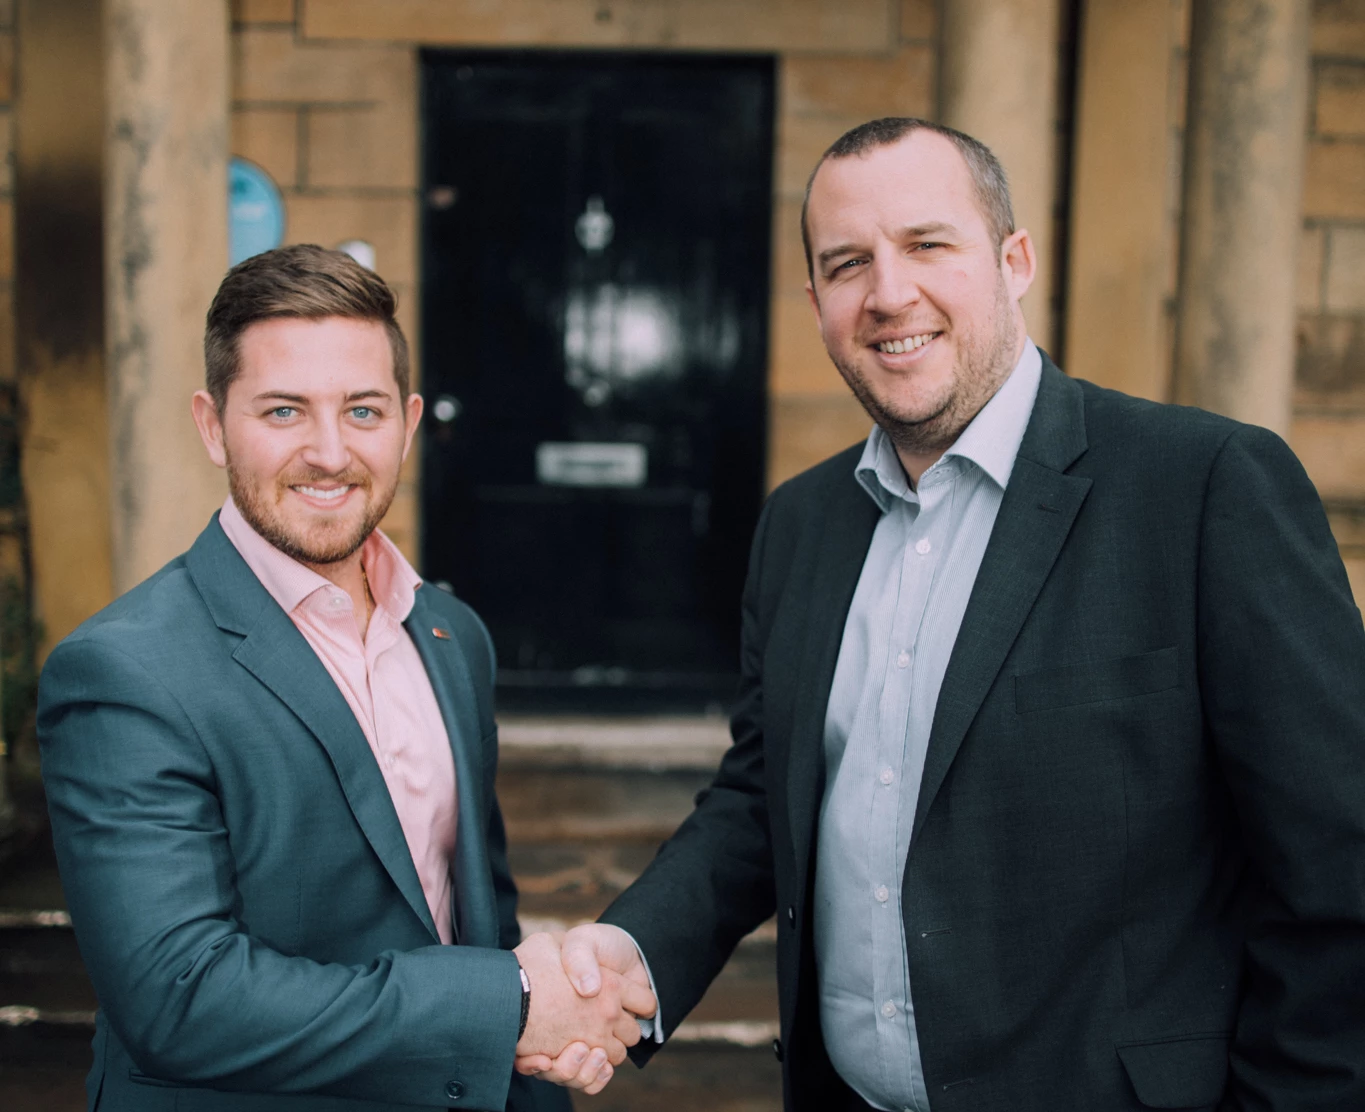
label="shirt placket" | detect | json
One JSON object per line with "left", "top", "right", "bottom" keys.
{"left": 868, "top": 492, "right": 937, "bottom": 1107}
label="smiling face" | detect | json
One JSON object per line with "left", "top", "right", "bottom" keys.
{"left": 192, "top": 316, "right": 422, "bottom": 570}
{"left": 805, "top": 130, "right": 1035, "bottom": 468}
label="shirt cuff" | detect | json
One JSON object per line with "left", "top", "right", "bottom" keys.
{"left": 618, "top": 929, "right": 664, "bottom": 1044}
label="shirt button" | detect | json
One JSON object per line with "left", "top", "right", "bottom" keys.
{"left": 875, "top": 885, "right": 889, "bottom": 903}
{"left": 879, "top": 768, "right": 894, "bottom": 786}
{"left": 881, "top": 1000, "right": 897, "bottom": 1019}
{"left": 915, "top": 538, "right": 932, "bottom": 555}
{"left": 444, "top": 1080, "right": 465, "bottom": 1100}
{"left": 896, "top": 651, "right": 910, "bottom": 669}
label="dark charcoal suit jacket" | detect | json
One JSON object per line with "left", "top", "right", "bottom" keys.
{"left": 602, "top": 358, "right": 1365, "bottom": 1111}
{"left": 39, "top": 517, "right": 570, "bottom": 1112}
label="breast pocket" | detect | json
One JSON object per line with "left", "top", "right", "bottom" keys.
{"left": 1014, "top": 647, "right": 1179, "bottom": 714}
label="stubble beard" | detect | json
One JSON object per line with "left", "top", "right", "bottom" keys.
{"left": 832, "top": 277, "right": 1021, "bottom": 459}
{"left": 227, "top": 454, "right": 394, "bottom": 570}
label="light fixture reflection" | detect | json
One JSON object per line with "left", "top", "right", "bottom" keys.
{"left": 564, "top": 284, "right": 683, "bottom": 404}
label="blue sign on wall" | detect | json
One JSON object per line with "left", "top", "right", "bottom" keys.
{"left": 229, "top": 157, "right": 285, "bottom": 266}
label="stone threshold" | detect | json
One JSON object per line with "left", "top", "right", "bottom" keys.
{"left": 497, "top": 715, "right": 732, "bottom": 772}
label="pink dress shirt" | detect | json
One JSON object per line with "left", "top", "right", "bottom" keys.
{"left": 219, "top": 497, "right": 459, "bottom": 944}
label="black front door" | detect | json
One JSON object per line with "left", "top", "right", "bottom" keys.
{"left": 420, "top": 51, "right": 774, "bottom": 713}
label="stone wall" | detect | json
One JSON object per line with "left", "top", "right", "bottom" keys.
{"left": 1297, "top": 0, "right": 1365, "bottom": 599}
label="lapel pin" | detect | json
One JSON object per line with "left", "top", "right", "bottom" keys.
{"left": 432, "top": 627, "right": 451, "bottom": 640}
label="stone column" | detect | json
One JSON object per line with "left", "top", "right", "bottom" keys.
{"left": 939, "top": 0, "right": 1060, "bottom": 351}
{"left": 1173, "top": 0, "right": 1310, "bottom": 435}
{"left": 104, "top": 0, "right": 229, "bottom": 594}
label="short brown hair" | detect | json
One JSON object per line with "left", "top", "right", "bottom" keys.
{"left": 801, "top": 117, "right": 1015, "bottom": 279}
{"left": 204, "top": 244, "right": 410, "bottom": 410}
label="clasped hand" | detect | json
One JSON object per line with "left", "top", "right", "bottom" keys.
{"left": 512, "top": 925, "right": 655, "bottom": 1096}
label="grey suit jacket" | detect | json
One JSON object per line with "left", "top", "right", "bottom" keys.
{"left": 38, "top": 516, "right": 570, "bottom": 1112}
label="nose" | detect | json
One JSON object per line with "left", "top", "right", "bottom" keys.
{"left": 299, "top": 412, "right": 352, "bottom": 475}
{"left": 865, "top": 250, "right": 922, "bottom": 317}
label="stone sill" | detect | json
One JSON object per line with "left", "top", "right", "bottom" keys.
{"left": 497, "top": 715, "right": 732, "bottom": 772}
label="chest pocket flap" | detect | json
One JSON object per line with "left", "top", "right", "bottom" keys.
{"left": 1116, "top": 1034, "right": 1230, "bottom": 1109}
{"left": 1015, "top": 646, "right": 1178, "bottom": 714}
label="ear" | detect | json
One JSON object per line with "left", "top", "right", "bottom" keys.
{"left": 401, "top": 392, "right": 424, "bottom": 461}
{"left": 805, "top": 280, "right": 824, "bottom": 339}
{"left": 191, "top": 390, "right": 228, "bottom": 469}
{"left": 1000, "top": 228, "right": 1037, "bottom": 302}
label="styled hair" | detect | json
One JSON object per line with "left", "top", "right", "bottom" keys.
{"left": 800, "top": 117, "right": 1016, "bottom": 278}
{"left": 204, "top": 244, "right": 410, "bottom": 409}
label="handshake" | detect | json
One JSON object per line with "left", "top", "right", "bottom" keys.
{"left": 511, "top": 924, "right": 657, "bottom": 1096}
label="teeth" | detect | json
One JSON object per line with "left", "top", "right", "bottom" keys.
{"left": 296, "top": 485, "right": 349, "bottom": 501}
{"left": 879, "top": 332, "right": 938, "bottom": 354}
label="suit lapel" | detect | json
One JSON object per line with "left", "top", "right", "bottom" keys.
{"left": 186, "top": 521, "right": 441, "bottom": 942}
{"left": 787, "top": 472, "right": 881, "bottom": 882}
{"left": 406, "top": 592, "right": 500, "bottom": 949}
{"left": 910, "top": 362, "right": 1092, "bottom": 848}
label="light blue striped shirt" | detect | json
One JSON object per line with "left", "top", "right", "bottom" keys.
{"left": 815, "top": 341, "right": 1042, "bottom": 1111}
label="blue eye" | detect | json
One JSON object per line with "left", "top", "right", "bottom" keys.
{"left": 270, "top": 406, "right": 296, "bottom": 419}
{"left": 351, "top": 406, "right": 376, "bottom": 420}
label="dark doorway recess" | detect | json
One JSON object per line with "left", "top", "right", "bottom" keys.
{"left": 420, "top": 51, "right": 775, "bottom": 714}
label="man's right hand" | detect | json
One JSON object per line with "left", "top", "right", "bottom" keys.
{"left": 513, "top": 924, "right": 656, "bottom": 1093}
{"left": 511, "top": 930, "right": 655, "bottom": 1092}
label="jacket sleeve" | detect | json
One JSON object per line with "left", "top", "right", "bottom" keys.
{"left": 599, "top": 498, "right": 780, "bottom": 1053}
{"left": 1195, "top": 425, "right": 1365, "bottom": 1108}
{"left": 38, "top": 635, "right": 524, "bottom": 1111}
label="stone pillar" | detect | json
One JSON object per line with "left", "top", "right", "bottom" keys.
{"left": 104, "top": 0, "right": 229, "bottom": 594}
{"left": 939, "top": 0, "right": 1060, "bottom": 351}
{"left": 1173, "top": 0, "right": 1310, "bottom": 435}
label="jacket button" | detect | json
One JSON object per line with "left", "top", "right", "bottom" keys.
{"left": 786, "top": 905, "right": 795, "bottom": 925}
{"left": 445, "top": 1080, "right": 465, "bottom": 1100}
{"left": 772, "top": 1037, "right": 784, "bottom": 1062}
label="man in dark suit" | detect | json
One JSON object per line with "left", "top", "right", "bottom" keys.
{"left": 38, "top": 245, "right": 652, "bottom": 1112}
{"left": 519, "top": 119, "right": 1365, "bottom": 1109}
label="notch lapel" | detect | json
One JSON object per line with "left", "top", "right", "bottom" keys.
{"left": 787, "top": 473, "right": 881, "bottom": 883}
{"left": 186, "top": 522, "right": 441, "bottom": 942}
{"left": 910, "top": 363, "right": 1092, "bottom": 848}
{"left": 406, "top": 593, "right": 499, "bottom": 950}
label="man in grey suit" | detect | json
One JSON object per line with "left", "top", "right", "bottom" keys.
{"left": 38, "top": 245, "right": 653, "bottom": 1112}
{"left": 522, "top": 119, "right": 1365, "bottom": 1109}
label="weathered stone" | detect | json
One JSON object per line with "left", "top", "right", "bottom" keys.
{"left": 1291, "top": 413, "right": 1365, "bottom": 499}
{"left": 233, "top": 27, "right": 414, "bottom": 104}
{"left": 1300, "top": 225, "right": 1325, "bottom": 312}
{"left": 1326, "top": 226, "right": 1365, "bottom": 311}
{"left": 0, "top": 109, "right": 12, "bottom": 194}
{"left": 0, "top": 31, "right": 13, "bottom": 103}
{"left": 1304, "top": 139, "right": 1365, "bottom": 219}
{"left": 941, "top": 0, "right": 1061, "bottom": 350}
{"left": 1066, "top": 0, "right": 1174, "bottom": 401}
{"left": 773, "top": 198, "right": 808, "bottom": 300}
{"left": 1174, "top": 0, "right": 1310, "bottom": 435}
{"left": 1312, "top": 0, "right": 1365, "bottom": 58}
{"left": 776, "top": 111, "right": 866, "bottom": 198}
{"left": 0, "top": 286, "right": 12, "bottom": 382}
{"left": 284, "top": 193, "right": 416, "bottom": 284}
{"left": 768, "top": 394, "right": 873, "bottom": 489}
{"left": 306, "top": 103, "right": 417, "bottom": 190}
{"left": 233, "top": 0, "right": 294, "bottom": 22}
{"left": 901, "top": 0, "right": 937, "bottom": 40}
{"left": 0, "top": 198, "right": 11, "bottom": 282}
{"left": 770, "top": 291, "right": 840, "bottom": 398}
{"left": 781, "top": 46, "right": 933, "bottom": 121}
{"left": 303, "top": 0, "right": 897, "bottom": 54}
{"left": 104, "top": 0, "right": 231, "bottom": 593}
{"left": 1316, "top": 61, "right": 1365, "bottom": 136}
{"left": 1295, "top": 312, "right": 1365, "bottom": 394}
{"left": 231, "top": 107, "right": 298, "bottom": 188}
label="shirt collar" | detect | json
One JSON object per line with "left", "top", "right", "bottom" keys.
{"left": 855, "top": 339, "right": 1042, "bottom": 511}
{"left": 219, "top": 496, "right": 423, "bottom": 622}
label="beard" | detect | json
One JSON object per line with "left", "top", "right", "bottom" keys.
{"left": 832, "top": 275, "right": 1021, "bottom": 459}
{"left": 227, "top": 457, "right": 394, "bottom": 569}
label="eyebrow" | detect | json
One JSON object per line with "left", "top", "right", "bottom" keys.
{"left": 252, "top": 389, "right": 393, "bottom": 404}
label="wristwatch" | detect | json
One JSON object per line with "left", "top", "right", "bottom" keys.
{"left": 517, "top": 962, "right": 531, "bottom": 1038}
